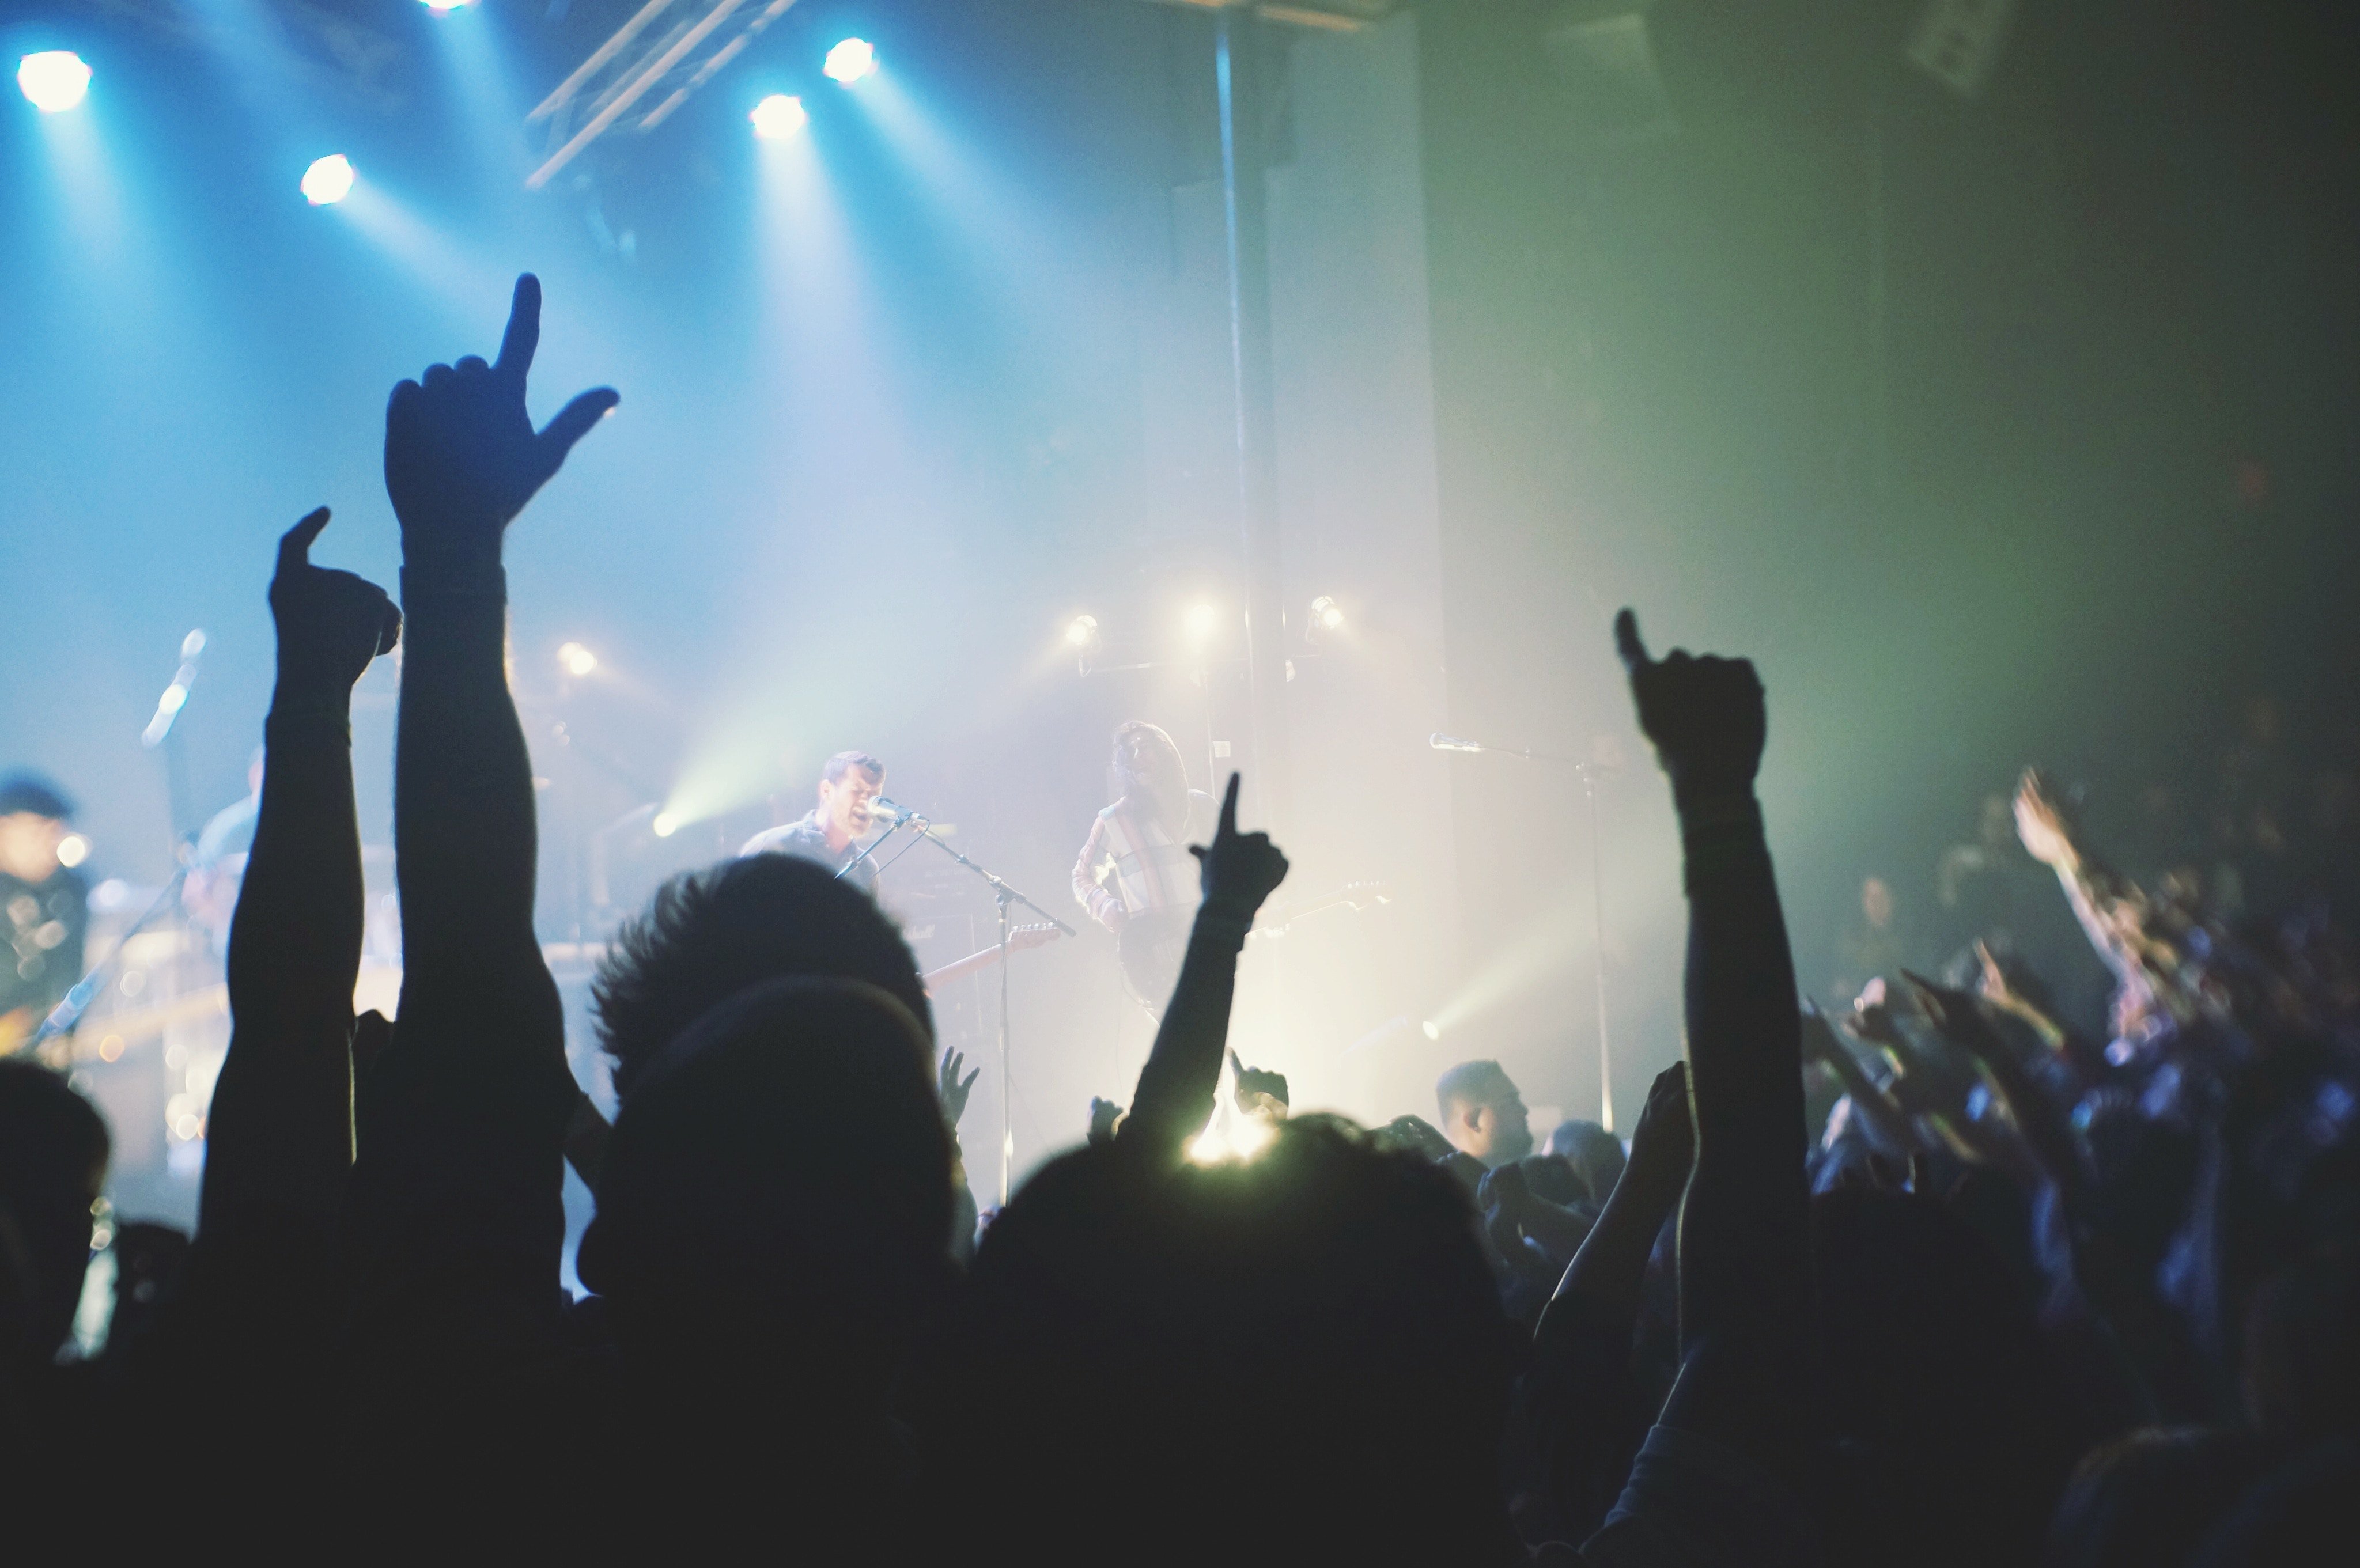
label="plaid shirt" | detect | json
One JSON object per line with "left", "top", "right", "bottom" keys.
{"left": 1072, "top": 791, "right": 1211, "bottom": 931}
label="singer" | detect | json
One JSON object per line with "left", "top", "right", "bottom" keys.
{"left": 738, "top": 750, "right": 892, "bottom": 894}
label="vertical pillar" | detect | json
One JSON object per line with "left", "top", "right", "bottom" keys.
{"left": 1216, "top": 6, "right": 1290, "bottom": 827}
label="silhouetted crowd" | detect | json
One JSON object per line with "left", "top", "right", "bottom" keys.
{"left": 3, "top": 279, "right": 2355, "bottom": 1565}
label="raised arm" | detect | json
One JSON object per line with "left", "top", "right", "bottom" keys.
{"left": 1118, "top": 774, "right": 1288, "bottom": 1166}
{"left": 1612, "top": 610, "right": 1810, "bottom": 1468}
{"left": 350, "top": 276, "right": 617, "bottom": 1306}
{"left": 200, "top": 511, "right": 400, "bottom": 1231}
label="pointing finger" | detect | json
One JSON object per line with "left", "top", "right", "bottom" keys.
{"left": 1218, "top": 771, "right": 1240, "bottom": 839}
{"left": 1612, "top": 608, "right": 1651, "bottom": 676}
{"left": 535, "top": 387, "right": 621, "bottom": 479}
{"left": 278, "top": 507, "right": 332, "bottom": 574}
{"left": 494, "top": 273, "right": 542, "bottom": 383}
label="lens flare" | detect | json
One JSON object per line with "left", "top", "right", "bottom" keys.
{"left": 301, "top": 154, "right": 355, "bottom": 206}
{"left": 558, "top": 641, "right": 599, "bottom": 676}
{"left": 17, "top": 51, "right": 93, "bottom": 113}
{"left": 823, "top": 39, "right": 878, "bottom": 85}
{"left": 750, "top": 93, "right": 808, "bottom": 141}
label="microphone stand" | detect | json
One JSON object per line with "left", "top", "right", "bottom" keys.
{"left": 1429, "top": 734, "right": 1618, "bottom": 1133}
{"left": 858, "top": 811, "right": 1076, "bottom": 1205}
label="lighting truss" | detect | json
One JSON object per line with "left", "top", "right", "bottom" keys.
{"left": 525, "top": 0, "right": 799, "bottom": 190}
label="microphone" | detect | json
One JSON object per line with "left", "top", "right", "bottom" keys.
{"left": 1428, "top": 734, "right": 1484, "bottom": 753}
{"left": 142, "top": 629, "right": 209, "bottom": 748}
{"left": 867, "top": 797, "right": 918, "bottom": 825}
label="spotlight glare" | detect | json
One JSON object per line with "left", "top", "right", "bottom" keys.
{"left": 421, "top": 0, "right": 478, "bottom": 10}
{"left": 652, "top": 812, "right": 680, "bottom": 839}
{"left": 750, "top": 93, "right": 808, "bottom": 141}
{"left": 1185, "top": 603, "right": 1221, "bottom": 642}
{"left": 57, "top": 834, "right": 90, "bottom": 869}
{"left": 300, "top": 154, "right": 355, "bottom": 206}
{"left": 823, "top": 38, "right": 878, "bottom": 85}
{"left": 1421, "top": 1020, "right": 1442, "bottom": 1041}
{"left": 17, "top": 51, "right": 93, "bottom": 113}
{"left": 1064, "top": 614, "right": 1099, "bottom": 649}
{"left": 558, "top": 641, "right": 599, "bottom": 677}
{"left": 1311, "top": 595, "right": 1345, "bottom": 632}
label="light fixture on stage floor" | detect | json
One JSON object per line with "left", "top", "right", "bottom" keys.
{"left": 301, "top": 154, "right": 355, "bottom": 206}
{"left": 18, "top": 51, "right": 92, "bottom": 113}
{"left": 750, "top": 93, "right": 808, "bottom": 141}
{"left": 823, "top": 38, "right": 878, "bottom": 86}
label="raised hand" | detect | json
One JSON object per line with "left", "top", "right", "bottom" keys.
{"left": 1612, "top": 608, "right": 1766, "bottom": 810}
{"left": 384, "top": 274, "right": 618, "bottom": 567}
{"left": 269, "top": 507, "right": 400, "bottom": 695}
{"left": 2013, "top": 768, "right": 2077, "bottom": 869}
{"left": 1086, "top": 1096, "right": 1125, "bottom": 1146}
{"left": 938, "top": 1046, "right": 981, "bottom": 1131}
{"left": 1189, "top": 773, "right": 1289, "bottom": 922}
{"left": 1228, "top": 1048, "right": 1289, "bottom": 1118}
{"left": 1624, "top": 1059, "right": 1694, "bottom": 1188}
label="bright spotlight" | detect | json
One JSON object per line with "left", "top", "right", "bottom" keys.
{"left": 301, "top": 154, "right": 355, "bottom": 206}
{"left": 56, "top": 834, "right": 89, "bottom": 869}
{"left": 1185, "top": 603, "right": 1221, "bottom": 642}
{"left": 823, "top": 38, "right": 878, "bottom": 85}
{"left": 17, "top": 51, "right": 92, "bottom": 113}
{"left": 652, "top": 812, "right": 680, "bottom": 838}
{"left": 750, "top": 93, "right": 808, "bottom": 141}
{"left": 558, "top": 641, "right": 599, "bottom": 677}
{"left": 1310, "top": 596, "right": 1345, "bottom": 632}
{"left": 1064, "top": 614, "right": 1099, "bottom": 649}
{"left": 421, "top": 0, "right": 478, "bottom": 10}
{"left": 1421, "top": 1020, "right": 1442, "bottom": 1041}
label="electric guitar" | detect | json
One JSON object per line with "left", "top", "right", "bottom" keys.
{"left": 1117, "top": 880, "right": 1391, "bottom": 1010}
{"left": 922, "top": 923, "right": 1065, "bottom": 994}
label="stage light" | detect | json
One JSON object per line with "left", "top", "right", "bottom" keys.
{"left": 750, "top": 93, "right": 807, "bottom": 140}
{"left": 822, "top": 38, "right": 878, "bottom": 85}
{"left": 1064, "top": 614, "right": 1098, "bottom": 649}
{"left": 18, "top": 51, "right": 92, "bottom": 113}
{"left": 301, "top": 154, "right": 355, "bottom": 206}
{"left": 1310, "top": 596, "right": 1345, "bottom": 632}
{"left": 1185, "top": 602, "right": 1221, "bottom": 642}
{"left": 56, "top": 834, "right": 89, "bottom": 869}
{"left": 652, "top": 811, "right": 680, "bottom": 838}
{"left": 558, "top": 641, "right": 599, "bottom": 676}
{"left": 1421, "top": 1020, "right": 1442, "bottom": 1041}
{"left": 421, "top": 0, "right": 478, "bottom": 10}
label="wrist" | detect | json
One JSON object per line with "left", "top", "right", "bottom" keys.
{"left": 268, "top": 673, "right": 355, "bottom": 721}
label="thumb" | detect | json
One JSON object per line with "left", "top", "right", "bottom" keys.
{"left": 535, "top": 387, "right": 621, "bottom": 479}
{"left": 1612, "top": 608, "right": 1651, "bottom": 676}
{"left": 1189, "top": 843, "right": 1208, "bottom": 864}
{"left": 278, "top": 507, "right": 332, "bottom": 575}
{"left": 376, "top": 599, "right": 404, "bottom": 657}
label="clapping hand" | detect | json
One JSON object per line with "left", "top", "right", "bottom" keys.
{"left": 938, "top": 1046, "right": 981, "bottom": 1131}
{"left": 270, "top": 508, "right": 400, "bottom": 695}
{"left": 1612, "top": 608, "right": 1766, "bottom": 810}
{"left": 1190, "top": 773, "right": 1289, "bottom": 923}
{"left": 1624, "top": 1059, "right": 1695, "bottom": 1190}
{"left": 385, "top": 274, "right": 618, "bottom": 569}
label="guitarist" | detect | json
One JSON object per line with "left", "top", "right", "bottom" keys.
{"left": 1071, "top": 722, "right": 1213, "bottom": 1013}
{"left": 0, "top": 775, "right": 88, "bottom": 1055}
